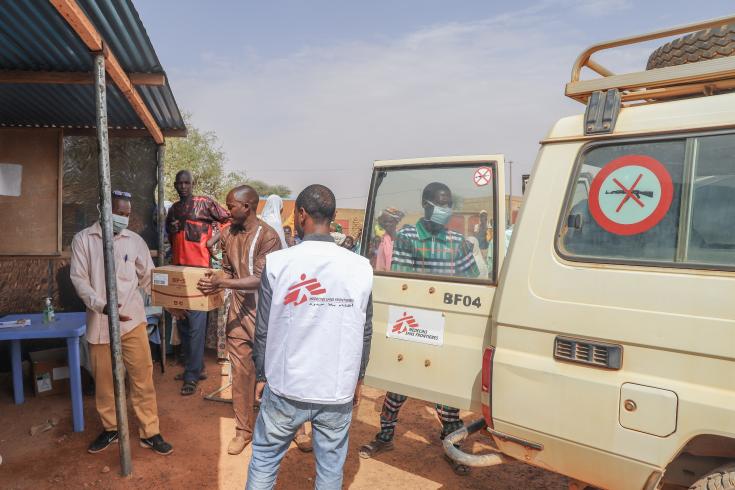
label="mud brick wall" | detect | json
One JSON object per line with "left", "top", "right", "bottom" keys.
{"left": 0, "top": 257, "right": 84, "bottom": 315}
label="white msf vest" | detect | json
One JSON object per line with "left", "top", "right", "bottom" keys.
{"left": 264, "top": 240, "right": 373, "bottom": 404}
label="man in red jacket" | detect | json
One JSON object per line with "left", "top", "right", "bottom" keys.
{"left": 165, "top": 170, "right": 230, "bottom": 395}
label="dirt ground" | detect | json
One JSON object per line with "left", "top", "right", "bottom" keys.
{"left": 0, "top": 353, "right": 567, "bottom": 489}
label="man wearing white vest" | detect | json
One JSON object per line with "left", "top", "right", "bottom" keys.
{"left": 247, "top": 184, "right": 373, "bottom": 490}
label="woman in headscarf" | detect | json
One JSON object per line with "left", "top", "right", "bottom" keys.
{"left": 375, "top": 207, "right": 405, "bottom": 271}
{"left": 260, "top": 194, "right": 288, "bottom": 249}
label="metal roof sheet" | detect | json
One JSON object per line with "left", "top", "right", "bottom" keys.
{"left": 0, "top": 0, "right": 184, "bottom": 133}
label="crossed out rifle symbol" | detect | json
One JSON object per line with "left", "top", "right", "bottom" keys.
{"left": 604, "top": 173, "right": 654, "bottom": 213}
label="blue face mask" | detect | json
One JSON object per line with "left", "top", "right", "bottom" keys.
{"left": 112, "top": 214, "right": 129, "bottom": 234}
{"left": 426, "top": 201, "right": 452, "bottom": 226}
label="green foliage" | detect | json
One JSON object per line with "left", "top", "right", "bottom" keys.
{"left": 246, "top": 179, "right": 291, "bottom": 198}
{"left": 164, "top": 114, "right": 290, "bottom": 203}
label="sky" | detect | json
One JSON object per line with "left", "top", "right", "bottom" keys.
{"left": 137, "top": 0, "right": 735, "bottom": 208}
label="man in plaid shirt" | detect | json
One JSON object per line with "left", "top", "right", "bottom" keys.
{"left": 359, "top": 182, "right": 478, "bottom": 476}
{"left": 391, "top": 214, "right": 479, "bottom": 277}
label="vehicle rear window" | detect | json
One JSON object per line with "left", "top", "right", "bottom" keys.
{"left": 363, "top": 163, "right": 497, "bottom": 282}
{"left": 558, "top": 133, "right": 735, "bottom": 269}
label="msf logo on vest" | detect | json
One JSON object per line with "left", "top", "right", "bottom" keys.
{"left": 284, "top": 274, "right": 327, "bottom": 306}
{"left": 391, "top": 312, "right": 419, "bottom": 334}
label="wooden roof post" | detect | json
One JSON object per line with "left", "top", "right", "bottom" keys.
{"left": 93, "top": 51, "right": 133, "bottom": 477}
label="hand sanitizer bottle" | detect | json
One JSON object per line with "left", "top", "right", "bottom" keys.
{"left": 43, "top": 297, "right": 55, "bottom": 324}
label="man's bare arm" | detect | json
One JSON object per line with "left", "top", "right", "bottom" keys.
{"left": 212, "top": 275, "right": 260, "bottom": 291}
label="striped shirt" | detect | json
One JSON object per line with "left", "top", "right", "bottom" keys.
{"left": 391, "top": 220, "right": 479, "bottom": 277}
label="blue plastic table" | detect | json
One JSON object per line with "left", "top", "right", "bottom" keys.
{"left": 0, "top": 312, "right": 86, "bottom": 432}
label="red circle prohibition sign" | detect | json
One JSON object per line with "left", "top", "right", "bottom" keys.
{"left": 474, "top": 166, "right": 493, "bottom": 187}
{"left": 588, "top": 155, "right": 674, "bottom": 236}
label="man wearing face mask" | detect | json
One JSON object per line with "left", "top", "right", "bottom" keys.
{"left": 71, "top": 190, "right": 172, "bottom": 456}
{"left": 359, "top": 182, "right": 478, "bottom": 476}
{"left": 197, "top": 185, "right": 282, "bottom": 455}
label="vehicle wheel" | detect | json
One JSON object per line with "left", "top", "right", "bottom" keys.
{"left": 688, "top": 462, "right": 735, "bottom": 490}
{"left": 646, "top": 24, "right": 735, "bottom": 70}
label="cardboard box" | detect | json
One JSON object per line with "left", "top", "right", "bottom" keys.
{"left": 151, "top": 265, "right": 224, "bottom": 311}
{"left": 29, "top": 348, "right": 70, "bottom": 397}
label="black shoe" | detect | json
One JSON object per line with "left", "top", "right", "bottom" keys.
{"left": 140, "top": 434, "right": 174, "bottom": 455}
{"left": 88, "top": 430, "right": 118, "bottom": 454}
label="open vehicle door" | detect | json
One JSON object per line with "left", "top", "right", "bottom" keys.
{"left": 362, "top": 155, "right": 506, "bottom": 411}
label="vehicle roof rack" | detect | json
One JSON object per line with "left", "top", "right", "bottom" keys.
{"left": 566, "top": 15, "right": 735, "bottom": 106}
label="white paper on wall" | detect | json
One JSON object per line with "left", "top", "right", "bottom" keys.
{"left": 0, "top": 163, "right": 22, "bottom": 196}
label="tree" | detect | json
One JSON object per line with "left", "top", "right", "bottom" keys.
{"left": 164, "top": 113, "right": 290, "bottom": 203}
{"left": 245, "top": 179, "right": 291, "bottom": 198}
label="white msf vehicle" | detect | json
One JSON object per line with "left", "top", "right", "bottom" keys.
{"left": 362, "top": 16, "right": 735, "bottom": 490}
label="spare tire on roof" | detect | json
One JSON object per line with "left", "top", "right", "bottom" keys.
{"left": 646, "top": 24, "right": 735, "bottom": 70}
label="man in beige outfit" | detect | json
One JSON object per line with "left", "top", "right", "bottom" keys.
{"left": 71, "top": 190, "right": 173, "bottom": 456}
{"left": 198, "top": 185, "right": 281, "bottom": 455}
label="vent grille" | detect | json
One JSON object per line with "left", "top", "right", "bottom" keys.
{"left": 575, "top": 343, "right": 590, "bottom": 360}
{"left": 554, "top": 337, "right": 621, "bottom": 369}
{"left": 555, "top": 339, "right": 573, "bottom": 358}
{"left": 592, "top": 346, "right": 609, "bottom": 365}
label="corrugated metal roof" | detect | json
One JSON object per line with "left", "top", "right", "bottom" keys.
{"left": 0, "top": 0, "right": 184, "bottom": 133}
{"left": 0, "top": 83, "right": 143, "bottom": 129}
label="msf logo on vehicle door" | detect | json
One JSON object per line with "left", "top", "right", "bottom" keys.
{"left": 386, "top": 306, "right": 444, "bottom": 346}
{"left": 391, "top": 312, "right": 419, "bottom": 334}
{"left": 284, "top": 273, "right": 327, "bottom": 306}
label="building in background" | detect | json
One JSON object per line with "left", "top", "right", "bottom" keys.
{"left": 256, "top": 200, "right": 365, "bottom": 239}
{"left": 254, "top": 192, "right": 524, "bottom": 248}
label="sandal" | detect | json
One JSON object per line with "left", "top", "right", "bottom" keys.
{"left": 444, "top": 454, "right": 471, "bottom": 476}
{"left": 181, "top": 380, "right": 198, "bottom": 396}
{"left": 358, "top": 438, "right": 394, "bottom": 459}
{"left": 174, "top": 372, "right": 207, "bottom": 381}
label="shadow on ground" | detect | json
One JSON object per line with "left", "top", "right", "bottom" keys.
{"left": 0, "top": 352, "right": 567, "bottom": 489}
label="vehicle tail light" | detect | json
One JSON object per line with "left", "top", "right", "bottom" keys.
{"left": 481, "top": 346, "right": 495, "bottom": 429}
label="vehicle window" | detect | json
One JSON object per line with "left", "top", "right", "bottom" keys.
{"left": 559, "top": 133, "right": 735, "bottom": 269}
{"left": 561, "top": 140, "right": 686, "bottom": 262}
{"left": 687, "top": 134, "right": 735, "bottom": 266}
{"left": 364, "top": 164, "right": 496, "bottom": 282}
